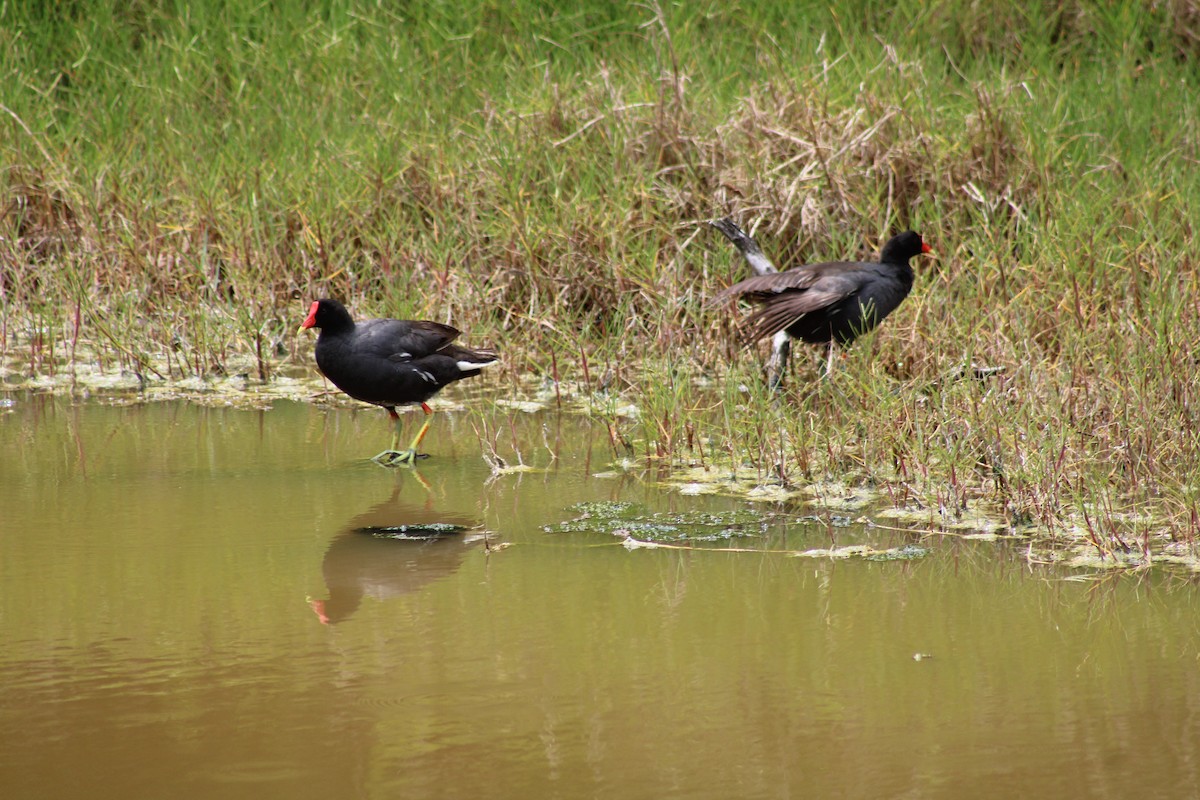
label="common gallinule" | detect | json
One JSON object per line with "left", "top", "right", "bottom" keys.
{"left": 299, "top": 299, "right": 498, "bottom": 465}
{"left": 712, "top": 225, "right": 932, "bottom": 373}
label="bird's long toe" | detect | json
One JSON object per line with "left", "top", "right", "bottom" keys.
{"left": 371, "top": 449, "right": 429, "bottom": 467}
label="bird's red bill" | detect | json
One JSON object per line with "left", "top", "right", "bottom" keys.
{"left": 921, "top": 242, "right": 933, "bottom": 254}
{"left": 300, "top": 301, "right": 320, "bottom": 329}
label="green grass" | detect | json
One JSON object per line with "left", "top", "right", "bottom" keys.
{"left": 5, "top": 0, "right": 1200, "bottom": 555}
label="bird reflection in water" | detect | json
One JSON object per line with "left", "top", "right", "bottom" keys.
{"left": 308, "top": 472, "right": 484, "bottom": 625}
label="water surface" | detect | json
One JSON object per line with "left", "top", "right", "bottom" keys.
{"left": 1, "top": 395, "right": 1198, "bottom": 798}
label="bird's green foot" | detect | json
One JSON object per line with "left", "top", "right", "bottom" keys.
{"left": 371, "top": 449, "right": 428, "bottom": 467}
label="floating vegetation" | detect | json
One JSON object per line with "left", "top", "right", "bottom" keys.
{"left": 866, "top": 544, "right": 930, "bottom": 562}
{"left": 874, "top": 504, "right": 1024, "bottom": 536}
{"left": 544, "top": 501, "right": 934, "bottom": 559}
{"left": 660, "top": 468, "right": 894, "bottom": 515}
{"left": 543, "top": 501, "right": 768, "bottom": 544}
{"left": 495, "top": 399, "right": 548, "bottom": 414}
{"left": 355, "top": 522, "right": 471, "bottom": 539}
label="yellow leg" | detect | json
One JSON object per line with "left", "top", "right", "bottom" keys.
{"left": 372, "top": 404, "right": 433, "bottom": 467}
{"left": 406, "top": 403, "right": 434, "bottom": 452}
{"left": 390, "top": 410, "right": 404, "bottom": 451}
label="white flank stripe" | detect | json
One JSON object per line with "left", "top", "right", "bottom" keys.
{"left": 458, "top": 359, "right": 499, "bottom": 371}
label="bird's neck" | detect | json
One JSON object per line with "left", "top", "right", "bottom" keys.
{"left": 321, "top": 315, "right": 356, "bottom": 337}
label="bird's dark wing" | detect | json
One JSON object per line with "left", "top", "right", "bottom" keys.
{"left": 719, "top": 263, "right": 875, "bottom": 344}
{"left": 738, "top": 289, "right": 852, "bottom": 344}
{"left": 352, "top": 319, "right": 462, "bottom": 363}
{"left": 713, "top": 268, "right": 821, "bottom": 303}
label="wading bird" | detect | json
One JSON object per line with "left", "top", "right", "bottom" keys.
{"left": 712, "top": 221, "right": 932, "bottom": 378}
{"left": 299, "top": 298, "right": 498, "bottom": 465}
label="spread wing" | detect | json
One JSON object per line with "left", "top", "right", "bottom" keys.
{"left": 715, "top": 263, "right": 869, "bottom": 344}
{"left": 711, "top": 269, "right": 821, "bottom": 304}
{"left": 738, "top": 289, "right": 853, "bottom": 344}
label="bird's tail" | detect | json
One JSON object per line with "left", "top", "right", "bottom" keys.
{"left": 446, "top": 345, "right": 499, "bottom": 373}
{"left": 708, "top": 218, "right": 782, "bottom": 309}
{"left": 708, "top": 218, "right": 779, "bottom": 277}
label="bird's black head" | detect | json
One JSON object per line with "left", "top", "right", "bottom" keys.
{"left": 879, "top": 231, "right": 933, "bottom": 264}
{"left": 299, "top": 298, "right": 355, "bottom": 333}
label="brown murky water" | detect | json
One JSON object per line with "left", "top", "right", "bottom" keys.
{"left": 2, "top": 394, "right": 1199, "bottom": 798}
